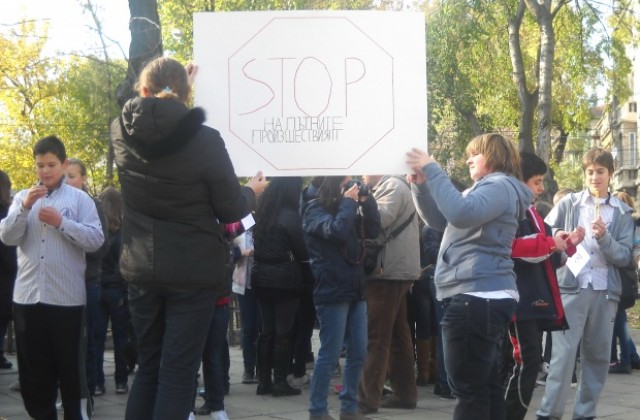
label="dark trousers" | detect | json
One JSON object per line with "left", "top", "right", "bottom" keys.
{"left": 14, "top": 303, "right": 86, "bottom": 420}
{"left": 358, "top": 280, "right": 416, "bottom": 409}
{"left": 124, "top": 285, "right": 217, "bottom": 420}
{"left": 442, "top": 294, "right": 515, "bottom": 420}
{"left": 408, "top": 277, "right": 435, "bottom": 340}
{"left": 236, "top": 289, "right": 261, "bottom": 373}
{"left": 292, "top": 288, "right": 315, "bottom": 377}
{"left": 200, "top": 304, "right": 230, "bottom": 412}
{"left": 96, "top": 286, "right": 129, "bottom": 387}
{"left": 258, "top": 294, "right": 301, "bottom": 338}
{"left": 504, "top": 320, "right": 543, "bottom": 420}
{"left": 429, "top": 279, "right": 448, "bottom": 390}
{"left": 85, "top": 281, "right": 101, "bottom": 395}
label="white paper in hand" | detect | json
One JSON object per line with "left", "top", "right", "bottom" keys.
{"left": 566, "top": 244, "right": 591, "bottom": 277}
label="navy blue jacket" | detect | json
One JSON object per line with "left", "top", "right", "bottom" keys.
{"left": 301, "top": 186, "right": 381, "bottom": 305}
{"left": 512, "top": 213, "right": 567, "bottom": 330}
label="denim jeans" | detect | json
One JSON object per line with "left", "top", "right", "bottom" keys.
{"left": 85, "top": 281, "right": 101, "bottom": 395}
{"left": 441, "top": 294, "right": 515, "bottom": 420}
{"left": 201, "top": 304, "right": 230, "bottom": 412}
{"left": 96, "top": 286, "right": 129, "bottom": 387}
{"left": 611, "top": 306, "right": 630, "bottom": 365}
{"left": 236, "top": 289, "right": 261, "bottom": 373}
{"left": 309, "top": 300, "right": 367, "bottom": 416}
{"left": 124, "top": 285, "right": 216, "bottom": 420}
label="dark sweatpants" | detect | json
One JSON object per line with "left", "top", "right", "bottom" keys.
{"left": 14, "top": 303, "right": 87, "bottom": 420}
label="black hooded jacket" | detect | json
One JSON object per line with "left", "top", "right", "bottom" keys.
{"left": 110, "top": 97, "right": 255, "bottom": 291}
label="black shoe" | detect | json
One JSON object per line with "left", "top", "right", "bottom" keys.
{"left": 0, "top": 356, "right": 12, "bottom": 369}
{"left": 609, "top": 362, "right": 632, "bottom": 374}
{"left": 256, "top": 382, "right": 273, "bottom": 395}
{"left": 242, "top": 370, "right": 259, "bottom": 384}
{"left": 196, "top": 403, "right": 212, "bottom": 415}
{"left": 357, "top": 403, "right": 378, "bottom": 415}
{"left": 434, "top": 384, "right": 455, "bottom": 400}
{"left": 379, "top": 395, "right": 416, "bottom": 409}
{"left": 116, "top": 383, "right": 129, "bottom": 394}
{"left": 631, "top": 358, "right": 640, "bottom": 370}
{"left": 272, "top": 381, "right": 301, "bottom": 397}
{"left": 94, "top": 385, "right": 105, "bottom": 396}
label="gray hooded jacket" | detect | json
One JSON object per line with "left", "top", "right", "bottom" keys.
{"left": 412, "top": 163, "right": 533, "bottom": 300}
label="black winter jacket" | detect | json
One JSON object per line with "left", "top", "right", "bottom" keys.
{"left": 110, "top": 97, "right": 256, "bottom": 292}
{"left": 100, "top": 229, "right": 124, "bottom": 289}
{"left": 251, "top": 207, "right": 309, "bottom": 292}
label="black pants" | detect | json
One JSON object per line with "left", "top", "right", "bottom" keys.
{"left": 14, "top": 303, "right": 86, "bottom": 420}
{"left": 504, "top": 320, "right": 543, "bottom": 420}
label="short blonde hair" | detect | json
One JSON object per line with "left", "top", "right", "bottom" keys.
{"left": 465, "top": 133, "right": 522, "bottom": 180}
{"left": 136, "top": 57, "right": 191, "bottom": 103}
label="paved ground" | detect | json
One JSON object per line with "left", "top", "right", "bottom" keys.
{"left": 2, "top": 330, "right": 640, "bottom": 420}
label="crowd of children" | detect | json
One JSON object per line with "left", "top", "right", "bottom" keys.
{"left": 1, "top": 56, "right": 639, "bottom": 420}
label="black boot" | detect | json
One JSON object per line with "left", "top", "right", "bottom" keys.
{"left": 272, "top": 334, "right": 301, "bottom": 397}
{"left": 256, "top": 333, "right": 273, "bottom": 395}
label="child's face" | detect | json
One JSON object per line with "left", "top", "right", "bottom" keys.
{"left": 65, "top": 163, "right": 86, "bottom": 190}
{"left": 584, "top": 163, "right": 611, "bottom": 197}
{"left": 525, "top": 174, "right": 545, "bottom": 199}
{"left": 35, "top": 153, "right": 67, "bottom": 189}
{"left": 467, "top": 152, "right": 489, "bottom": 181}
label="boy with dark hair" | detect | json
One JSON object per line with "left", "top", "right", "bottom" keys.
{"left": 536, "top": 148, "right": 634, "bottom": 420}
{"left": 504, "top": 152, "right": 584, "bottom": 420}
{"left": 0, "top": 135, "right": 105, "bottom": 420}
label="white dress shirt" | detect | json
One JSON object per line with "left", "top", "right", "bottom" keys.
{"left": 0, "top": 183, "right": 104, "bottom": 306}
{"left": 576, "top": 193, "right": 615, "bottom": 290}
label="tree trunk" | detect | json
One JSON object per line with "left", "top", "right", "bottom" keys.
{"left": 535, "top": 14, "right": 554, "bottom": 164}
{"left": 552, "top": 127, "right": 568, "bottom": 164}
{"left": 116, "top": 0, "right": 163, "bottom": 108}
{"left": 507, "top": 0, "right": 537, "bottom": 151}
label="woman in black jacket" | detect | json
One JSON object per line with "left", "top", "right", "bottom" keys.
{"left": 110, "top": 57, "right": 266, "bottom": 420}
{"left": 251, "top": 177, "right": 308, "bottom": 397}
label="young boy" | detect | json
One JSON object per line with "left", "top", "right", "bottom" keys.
{"left": 0, "top": 136, "right": 104, "bottom": 419}
{"left": 505, "top": 152, "right": 585, "bottom": 420}
{"left": 536, "top": 148, "right": 634, "bottom": 420}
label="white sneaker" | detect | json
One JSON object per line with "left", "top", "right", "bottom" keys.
{"left": 210, "top": 410, "right": 229, "bottom": 420}
{"left": 188, "top": 412, "right": 196, "bottom": 420}
{"left": 288, "top": 373, "right": 311, "bottom": 389}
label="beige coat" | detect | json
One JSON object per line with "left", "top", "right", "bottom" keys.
{"left": 368, "top": 176, "right": 421, "bottom": 281}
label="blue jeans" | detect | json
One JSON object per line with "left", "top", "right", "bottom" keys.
{"left": 85, "top": 281, "right": 101, "bottom": 395}
{"left": 309, "top": 300, "right": 367, "bottom": 416}
{"left": 611, "top": 306, "right": 630, "bottom": 365}
{"left": 96, "top": 286, "right": 129, "bottom": 387}
{"left": 236, "top": 289, "right": 261, "bottom": 373}
{"left": 201, "top": 304, "right": 230, "bottom": 412}
{"left": 441, "top": 294, "right": 515, "bottom": 420}
{"left": 124, "top": 285, "right": 216, "bottom": 420}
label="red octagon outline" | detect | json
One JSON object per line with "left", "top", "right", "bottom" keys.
{"left": 227, "top": 16, "right": 395, "bottom": 171}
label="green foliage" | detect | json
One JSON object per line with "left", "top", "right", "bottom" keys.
{"left": 158, "top": 0, "right": 372, "bottom": 62}
{"left": 548, "top": 159, "right": 584, "bottom": 193}
{"left": 0, "top": 20, "right": 125, "bottom": 192}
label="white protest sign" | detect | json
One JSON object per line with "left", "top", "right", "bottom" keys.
{"left": 194, "top": 11, "right": 427, "bottom": 176}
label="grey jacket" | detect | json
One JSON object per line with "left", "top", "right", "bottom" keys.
{"left": 544, "top": 190, "right": 633, "bottom": 301}
{"left": 368, "top": 176, "right": 420, "bottom": 281}
{"left": 412, "top": 163, "right": 533, "bottom": 299}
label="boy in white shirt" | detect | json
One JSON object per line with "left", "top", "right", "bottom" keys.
{"left": 0, "top": 135, "right": 104, "bottom": 419}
